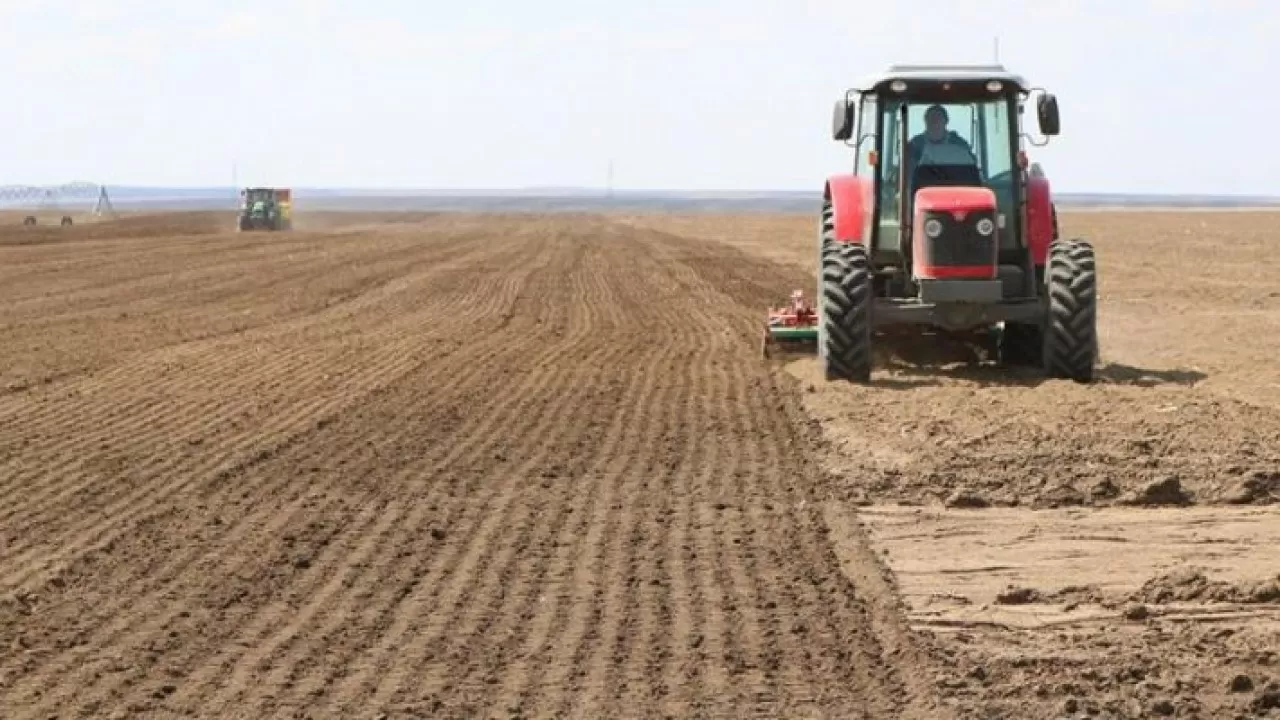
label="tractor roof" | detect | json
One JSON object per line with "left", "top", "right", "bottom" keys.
{"left": 855, "top": 63, "right": 1031, "bottom": 95}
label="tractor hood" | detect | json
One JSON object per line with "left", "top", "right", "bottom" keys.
{"left": 914, "top": 186, "right": 996, "bottom": 216}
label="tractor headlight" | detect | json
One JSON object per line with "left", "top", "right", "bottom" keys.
{"left": 924, "top": 218, "right": 943, "bottom": 238}
{"left": 975, "top": 218, "right": 995, "bottom": 236}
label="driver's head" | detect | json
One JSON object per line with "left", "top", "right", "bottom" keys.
{"left": 924, "top": 104, "right": 948, "bottom": 141}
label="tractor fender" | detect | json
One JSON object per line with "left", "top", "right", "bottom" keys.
{"left": 824, "top": 174, "right": 873, "bottom": 244}
{"left": 1026, "top": 173, "right": 1054, "bottom": 266}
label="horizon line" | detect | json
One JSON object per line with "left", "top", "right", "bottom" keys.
{"left": 3, "top": 183, "right": 1278, "bottom": 201}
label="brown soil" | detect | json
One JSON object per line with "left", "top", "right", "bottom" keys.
{"left": 0, "top": 211, "right": 938, "bottom": 719}
{"left": 3, "top": 208, "right": 1278, "bottom": 719}
{"left": 621, "top": 209, "right": 1280, "bottom": 719}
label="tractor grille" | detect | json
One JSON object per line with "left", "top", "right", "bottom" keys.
{"left": 923, "top": 210, "right": 997, "bottom": 267}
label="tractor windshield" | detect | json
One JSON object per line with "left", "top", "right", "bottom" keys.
{"left": 876, "top": 96, "right": 1018, "bottom": 246}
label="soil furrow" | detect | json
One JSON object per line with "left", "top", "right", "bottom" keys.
{"left": 362, "top": 232, "right": 628, "bottom": 709}
{"left": 152, "top": 238, "right": 552, "bottom": 713}
{"left": 409, "top": 243, "right": 625, "bottom": 711}
{"left": 0, "top": 211, "right": 980, "bottom": 719}
{"left": 0, "top": 236, "right": 502, "bottom": 579}
{"left": 181, "top": 224, "right": 575, "bottom": 712}
{"left": 512, "top": 342, "right": 677, "bottom": 716}
{"left": 0, "top": 231, "right": 544, "bottom": 712}
{"left": 559, "top": 290, "right": 688, "bottom": 714}
{"left": 486, "top": 316, "right": 652, "bottom": 715}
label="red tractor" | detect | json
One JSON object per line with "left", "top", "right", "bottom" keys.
{"left": 769, "top": 64, "right": 1096, "bottom": 383}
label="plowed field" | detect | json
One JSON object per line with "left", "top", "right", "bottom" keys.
{"left": 2, "top": 209, "right": 1277, "bottom": 719}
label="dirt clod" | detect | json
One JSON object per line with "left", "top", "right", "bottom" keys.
{"left": 995, "top": 586, "right": 1043, "bottom": 605}
{"left": 1122, "top": 603, "right": 1150, "bottom": 621}
{"left": 1224, "top": 470, "right": 1280, "bottom": 505}
{"left": 1254, "top": 689, "right": 1280, "bottom": 711}
{"left": 1120, "top": 476, "right": 1193, "bottom": 507}
{"left": 1034, "top": 483, "right": 1087, "bottom": 509}
{"left": 1090, "top": 478, "right": 1121, "bottom": 500}
{"left": 945, "top": 489, "right": 990, "bottom": 509}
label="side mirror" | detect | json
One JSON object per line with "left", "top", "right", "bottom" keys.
{"left": 1037, "top": 92, "right": 1060, "bottom": 136}
{"left": 832, "top": 98, "right": 856, "bottom": 141}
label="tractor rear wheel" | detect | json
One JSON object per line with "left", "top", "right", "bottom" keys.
{"left": 1042, "top": 238, "right": 1097, "bottom": 381}
{"left": 818, "top": 205, "right": 872, "bottom": 382}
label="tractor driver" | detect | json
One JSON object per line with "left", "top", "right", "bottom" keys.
{"left": 908, "top": 104, "right": 977, "bottom": 168}
{"left": 903, "top": 104, "right": 980, "bottom": 193}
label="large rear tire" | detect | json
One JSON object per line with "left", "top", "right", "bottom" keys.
{"left": 818, "top": 203, "right": 873, "bottom": 382}
{"left": 1043, "top": 238, "right": 1097, "bottom": 381}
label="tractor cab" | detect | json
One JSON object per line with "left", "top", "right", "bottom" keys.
{"left": 242, "top": 188, "right": 277, "bottom": 213}
{"left": 831, "top": 64, "right": 1060, "bottom": 298}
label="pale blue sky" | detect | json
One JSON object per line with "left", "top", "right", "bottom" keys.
{"left": 1, "top": 0, "right": 1274, "bottom": 194}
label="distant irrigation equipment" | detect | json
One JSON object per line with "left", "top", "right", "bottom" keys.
{"left": 0, "top": 182, "right": 118, "bottom": 227}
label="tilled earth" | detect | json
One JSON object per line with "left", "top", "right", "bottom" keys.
{"left": 2, "top": 209, "right": 1278, "bottom": 718}
{"left": 622, "top": 209, "right": 1280, "bottom": 719}
{"left": 0, "top": 212, "right": 935, "bottom": 719}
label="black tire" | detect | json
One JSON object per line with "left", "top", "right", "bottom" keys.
{"left": 998, "top": 322, "right": 1042, "bottom": 366}
{"left": 60, "top": 216, "right": 73, "bottom": 226}
{"left": 1043, "top": 238, "right": 1097, "bottom": 381}
{"left": 818, "top": 203, "right": 873, "bottom": 382}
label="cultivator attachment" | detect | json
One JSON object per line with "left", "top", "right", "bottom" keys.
{"left": 761, "top": 289, "right": 819, "bottom": 358}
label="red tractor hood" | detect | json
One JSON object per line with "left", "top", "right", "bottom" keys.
{"left": 914, "top": 186, "right": 996, "bottom": 216}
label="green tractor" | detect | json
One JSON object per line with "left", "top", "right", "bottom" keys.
{"left": 237, "top": 187, "right": 293, "bottom": 231}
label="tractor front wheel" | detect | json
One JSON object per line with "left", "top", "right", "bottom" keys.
{"left": 818, "top": 207, "right": 872, "bottom": 382}
{"left": 1042, "top": 238, "right": 1098, "bottom": 381}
